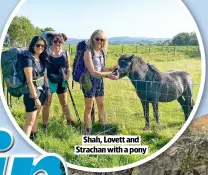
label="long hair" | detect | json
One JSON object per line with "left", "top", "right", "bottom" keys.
{"left": 88, "top": 29, "right": 108, "bottom": 55}
{"left": 28, "top": 36, "right": 48, "bottom": 65}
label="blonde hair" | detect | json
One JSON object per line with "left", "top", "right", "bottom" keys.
{"left": 88, "top": 29, "right": 108, "bottom": 55}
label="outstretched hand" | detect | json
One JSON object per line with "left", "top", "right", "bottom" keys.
{"left": 107, "top": 72, "right": 119, "bottom": 80}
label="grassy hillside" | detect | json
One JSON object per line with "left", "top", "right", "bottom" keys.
{"left": 6, "top": 45, "right": 201, "bottom": 168}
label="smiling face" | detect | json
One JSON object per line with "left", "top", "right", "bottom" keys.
{"left": 117, "top": 55, "right": 133, "bottom": 78}
{"left": 34, "top": 39, "right": 45, "bottom": 55}
{"left": 93, "top": 32, "right": 106, "bottom": 50}
{"left": 51, "top": 36, "right": 64, "bottom": 52}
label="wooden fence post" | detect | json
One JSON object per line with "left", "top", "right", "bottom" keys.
{"left": 174, "top": 45, "right": 176, "bottom": 56}
{"left": 149, "top": 44, "right": 151, "bottom": 53}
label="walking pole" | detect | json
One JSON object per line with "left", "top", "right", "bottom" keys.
{"left": 66, "top": 84, "right": 83, "bottom": 133}
{"left": 65, "top": 81, "right": 82, "bottom": 127}
{"left": 66, "top": 83, "right": 81, "bottom": 124}
{"left": 62, "top": 68, "right": 81, "bottom": 122}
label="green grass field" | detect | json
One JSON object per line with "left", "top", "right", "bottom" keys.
{"left": 7, "top": 45, "right": 201, "bottom": 168}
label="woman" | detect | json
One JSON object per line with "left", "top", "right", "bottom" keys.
{"left": 23, "top": 36, "right": 49, "bottom": 140}
{"left": 83, "top": 29, "right": 118, "bottom": 135}
{"left": 42, "top": 33, "right": 74, "bottom": 128}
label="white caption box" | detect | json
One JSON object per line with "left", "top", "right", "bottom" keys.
{"left": 82, "top": 135, "right": 141, "bottom": 145}
{"left": 75, "top": 145, "right": 148, "bottom": 155}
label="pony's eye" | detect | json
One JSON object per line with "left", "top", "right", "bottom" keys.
{"left": 120, "top": 60, "right": 125, "bottom": 64}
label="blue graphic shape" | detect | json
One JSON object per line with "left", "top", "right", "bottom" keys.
{"left": 32, "top": 156, "right": 66, "bottom": 175}
{"left": 0, "top": 158, "right": 7, "bottom": 175}
{"left": 11, "top": 158, "right": 34, "bottom": 175}
{"left": 0, "top": 130, "right": 13, "bottom": 152}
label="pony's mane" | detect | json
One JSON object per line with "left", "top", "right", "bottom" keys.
{"left": 131, "top": 55, "right": 162, "bottom": 81}
{"left": 147, "top": 63, "right": 160, "bottom": 73}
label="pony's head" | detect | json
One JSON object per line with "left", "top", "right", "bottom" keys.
{"left": 117, "top": 54, "right": 148, "bottom": 79}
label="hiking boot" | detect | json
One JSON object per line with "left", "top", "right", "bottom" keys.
{"left": 30, "top": 132, "right": 37, "bottom": 141}
{"left": 103, "top": 124, "right": 108, "bottom": 131}
{"left": 67, "top": 119, "right": 75, "bottom": 126}
{"left": 41, "top": 124, "right": 47, "bottom": 130}
{"left": 84, "top": 127, "right": 92, "bottom": 135}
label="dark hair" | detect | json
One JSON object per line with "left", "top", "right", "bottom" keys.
{"left": 28, "top": 36, "right": 48, "bottom": 65}
{"left": 50, "top": 33, "right": 68, "bottom": 45}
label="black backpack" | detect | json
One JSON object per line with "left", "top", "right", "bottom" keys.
{"left": 1, "top": 48, "right": 34, "bottom": 97}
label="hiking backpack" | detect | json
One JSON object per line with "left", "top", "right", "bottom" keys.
{"left": 72, "top": 40, "right": 106, "bottom": 83}
{"left": 72, "top": 40, "right": 88, "bottom": 83}
{"left": 41, "top": 31, "right": 56, "bottom": 46}
{"left": 1, "top": 48, "right": 33, "bottom": 97}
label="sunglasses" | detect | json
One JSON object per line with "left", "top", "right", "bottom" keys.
{"left": 95, "top": 37, "right": 105, "bottom": 42}
{"left": 53, "top": 40, "right": 63, "bottom": 44}
{"left": 35, "top": 44, "right": 45, "bottom": 48}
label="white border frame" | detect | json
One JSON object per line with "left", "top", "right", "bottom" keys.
{"left": 0, "top": 0, "right": 205, "bottom": 173}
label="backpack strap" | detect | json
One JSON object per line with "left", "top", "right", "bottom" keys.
{"left": 65, "top": 50, "right": 69, "bottom": 69}
{"left": 89, "top": 49, "right": 105, "bottom": 68}
{"left": 31, "top": 58, "right": 41, "bottom": 79}
{"left": 84, "top": 48, "right": 95, "bottom": 69}
{"left": 90, "top": 49, "right": 95, "bottom": 60}
{"left": 91, "top": 49, "right": 105, "bottom": 66}
{"left": 101, "top": 49, "right": 106, "bottom": 66}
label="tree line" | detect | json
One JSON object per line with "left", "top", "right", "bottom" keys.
{"left": 5, "top": 16, "right": 54, "bottom": 47}
{"left": 4, "top": 15, "right": 199, "bottom": 47}
{"left": 171, "top": 32, "right": 198, "bottom": 46}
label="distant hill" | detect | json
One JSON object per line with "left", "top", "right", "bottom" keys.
{"left": 66, "top": 36, "right": 171, "bottom": 45}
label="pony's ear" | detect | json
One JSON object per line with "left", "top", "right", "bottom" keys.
{"left": 131, "top": 55, "right": 139, "bottom": 72}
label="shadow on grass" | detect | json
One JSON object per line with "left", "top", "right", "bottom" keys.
{"left": 38, "top": 118, "right": 82, "bottom": 140}
{"left": 141, "top": 132, "right": 170, "bottom": 150}
{"left": 165, "top": 121, "right": 184, "bottom": 129}
{"left": 132, "top": 112, "right": 144, "bottom": 119}
{"left": 38, "top": 117, "right": 120, "bottom": 139}
{"left": 92, "top": 122, "right": 119, "bottom": 135}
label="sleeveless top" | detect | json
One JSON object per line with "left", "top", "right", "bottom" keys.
{"left": 46, "top": 48, "right": 67, "bottom": 75}
{"left": 92, "top": 52, "right": 104, "bottom": 73}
